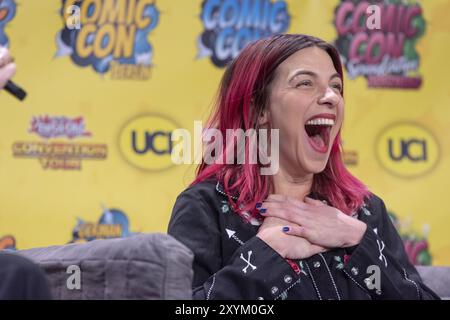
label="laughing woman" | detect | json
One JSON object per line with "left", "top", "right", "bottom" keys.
{"left": 167, "top": 34, "right": 439, "bottom": 300}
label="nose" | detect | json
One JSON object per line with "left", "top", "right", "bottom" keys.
{"left": 318, "top": 87, "right": 340, "bottom": 108}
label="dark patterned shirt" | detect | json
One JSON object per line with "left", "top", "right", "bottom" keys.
{"left": 168, "top": 179, "right": 439, "bottom": 300}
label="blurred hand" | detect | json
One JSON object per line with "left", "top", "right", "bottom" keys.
{"left": 0, "top": 46, "right": 16, "bottom": 89}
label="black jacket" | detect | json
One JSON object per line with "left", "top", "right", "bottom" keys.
{"left": 168, "top": 179, "right": 439, "bottom": 300}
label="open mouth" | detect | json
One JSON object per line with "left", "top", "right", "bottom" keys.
{"left": 304, "top": 115, "right": 335, "bottom": 154}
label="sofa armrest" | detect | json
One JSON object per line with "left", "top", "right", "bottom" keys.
{"left": 416, "top": 266, "right": 450, "bottom": 299}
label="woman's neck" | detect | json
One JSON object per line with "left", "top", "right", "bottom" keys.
{"left": 270, "top": 167, "right": 314, "bottom": 200}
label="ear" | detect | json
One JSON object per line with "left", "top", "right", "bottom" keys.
{"left": 257, "top": 108, "right": 270, "bottom": 127}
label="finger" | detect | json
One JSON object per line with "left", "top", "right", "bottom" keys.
{"left": 261, "top": 200, "right": 309, "bottom": 215}
{"left": 260, "top": 201, "right": 312, "bottom": 227}
{"left": 282, "top": 226, "right": 327, "bottom": 252}
{"left": 259, "top": 201, "right": 307, "bottom": 222}
{"left": 260, "top": 216, "right": 289, "bottom": 228}
{"left": 304, "top": 196, "right": 325, "bottom": 207}
{"left": 310, "top": 244, "right": 328, "bottom": 254}
{"left": 0, "top": 63, "right": 16, "bottom": 89}
{"left": 0, "top": 46, "right": 6, "bottom": 59}
{"left": 0, "top": 47, "right": 12, "bottom": 67}
{"left": 281, "top": 224, "right": 308, "bottom": 238}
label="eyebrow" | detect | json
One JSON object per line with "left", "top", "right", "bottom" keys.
{"left": 288, "top": 70, "right": 342, "bottom": 83}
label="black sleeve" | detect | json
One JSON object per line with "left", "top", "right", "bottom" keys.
{"left": 343, "top": 195, "right": 440, "bottom": 300}
{"left": 0, "top": 253, "right": 52, "bottom": 300}
{"left": 168, "top": 190, "right": 301, "bottom": 300}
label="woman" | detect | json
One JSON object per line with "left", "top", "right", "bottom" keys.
{"left": 168, "top": 34, "right": 438, "bottom": 300}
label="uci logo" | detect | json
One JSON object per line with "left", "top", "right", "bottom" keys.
{"left": 119, "top": 114, "right": 179, "bottom": 171}
{"left": 376, "top": 123, "right": 439, "bottom": 178}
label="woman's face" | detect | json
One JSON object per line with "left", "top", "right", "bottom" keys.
{"left": 263, "top": 46, "right": 344, "bottom": 176}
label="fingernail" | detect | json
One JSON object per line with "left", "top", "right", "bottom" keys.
{"left": 255, "top": 202, "right": 262, "bottom": 209}
{"left": 282, "top": 226, "right": 289, "bottom": 232}
{"left": 259, "top": 208, "right": 267, "bottom": 214}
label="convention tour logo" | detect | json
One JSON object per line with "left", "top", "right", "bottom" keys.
{"left": 56, "top": 0, "right": 159, "bottom": 80}
{"left": 12, "top": 115, "right": 108, "bottom": 170}
{"left": 70, "top": 205, "right": 136, "bottom": 243}
{"left": 375, "top": 122, "right": 439, "bottom": 178}
{"left": 333, "top": 0, "right": 426, "bottom": 89}
{"left": 198, "top": 0, "right": 290, "bottom": 67}
{"left": 119, "top": 114, "right": 178, "bottom": 171}
{"left": 0, "top": 0, "right": 16, "bottom": 47}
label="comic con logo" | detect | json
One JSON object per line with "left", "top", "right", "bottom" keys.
{"left": 70, "top": 206, "right": 135, "bottom": 242}
{"left": 198, "top": 0, "right": 290, "bottom": 67}
{"left": 376, "top": 123, "right": 439, "bottom": 178}
{"left": 56, "top": 0, "right": 159, "bottom": 80}
{"left": 12, "top": 115, "right": 107, "bottom": 170}
{"left": 119, "top": 114, "right": 178, "bottom": 171}
{"left": 0, "top": 0, "right": 16, "bottom": 46}
{"left": 333, "top": 0, "right": 426, "bottom": 89}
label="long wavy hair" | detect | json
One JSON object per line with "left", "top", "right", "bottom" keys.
{"left": 192, "top": 34, "right": 370, "bottom": 219}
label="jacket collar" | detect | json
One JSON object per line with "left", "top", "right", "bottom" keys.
{"left": 215, "top": 181, "right": 239, "bottom": 200}
{"left": 215, "top": 180, "right": 361, "bottom": 218}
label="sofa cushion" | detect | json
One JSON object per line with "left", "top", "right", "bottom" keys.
{"left": 416, "top": 266, "right": 450, "bottom": 300}
{"left": 17, "top": 233, "right": 194, "bottom": 300}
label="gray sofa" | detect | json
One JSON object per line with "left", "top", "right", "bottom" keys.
{"left": 16, "top": 233, "right": 450, "bottom": 299}
{"left": 18, "top": 233, "right": 194, "bottom": 299}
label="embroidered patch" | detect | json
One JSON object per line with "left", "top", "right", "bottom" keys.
{"left": 240, "top": 250, "right": 257, "bottom": 274}
{"left": 343, "top": 254, "right": 351, "bottom": 264}
{"left": 377, "top": 239, "right": 388, "bottom": 267}
{"left": 298, "top": 261, "right": 308, "bottom": 276}
{"left": 220, "top": 200, "right": 230, "bottom": 213}
{"left": 242, "top": 211, "right": 262, "bottom": 226}
{"left": 362, "top": 206, "right": 372, "bottom": 216}
{"left": 334, "top": 255, "right": 344, "bottom": 269}
{"left": 225, "top": 228, "right": 245, "bottom": 246}
{"left": 280, "top": 291, "right": 288, "bottom": 300}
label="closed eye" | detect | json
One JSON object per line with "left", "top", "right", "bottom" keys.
{"left": 296, "top": 80, "right": 313, "bottom": 88}
{"left": 331, "top": 83, "right": 342, "bottom": 92}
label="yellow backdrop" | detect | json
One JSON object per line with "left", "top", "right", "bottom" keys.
{"left": 0, "top": 0, "right": 449, "bottom": 265}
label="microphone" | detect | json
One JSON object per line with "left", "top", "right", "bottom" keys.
{"left": 4, "top": 80, "right": 27, "bottom": 101}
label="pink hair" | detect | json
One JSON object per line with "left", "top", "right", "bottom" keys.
{"left": 192, "top": 34, "right": 371, "bottom": 219}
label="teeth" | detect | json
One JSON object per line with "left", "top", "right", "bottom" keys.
{"left": 306, "top": 118, "right": 335, "bottom": 126}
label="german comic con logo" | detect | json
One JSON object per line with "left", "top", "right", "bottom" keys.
{"left": 119, "top": 114, "right": 179, "bottom": 171}
{"left": 0, "top": 0, "right": 16, "bottom": 46}
{"left": 56, "top": 0, "right": 159, "bottom": 80}
{"left": 70, "top": 206, "right": 135, "bottom": 243}
{"left": 333, "top": 0, "right": 426, "bottom": 89}
{"left": 198, "top": 0, "right": 290, "bottom": 67}
{"left": 12, "top": 115, "right": 107, "bottom": 170}
{"left": 375, "top": 123, "right": 439, "bottom": 178}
